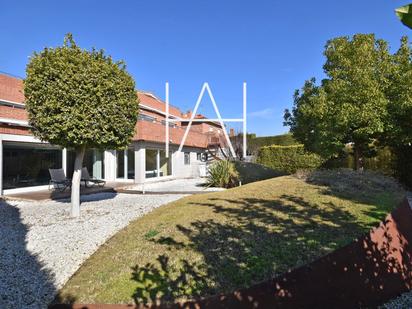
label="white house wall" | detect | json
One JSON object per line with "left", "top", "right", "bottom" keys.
{"left": 172, "top": 146, "right": 204, "bottom": 179}
{"left": 104, "top": 150, "right": 116, "bottom": 181}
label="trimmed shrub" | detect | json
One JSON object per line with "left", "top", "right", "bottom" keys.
{"left": 207, "top": 160, "right": 239, "bottom": 188}
{"left": 257, "top": 145, "right": 323, "bottom": 174}
{"left": 248, "top": 133, "right": 298, "bottom": 155}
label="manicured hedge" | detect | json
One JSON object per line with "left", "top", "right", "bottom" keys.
{"left": 248, "top": 133, "right": 298, "bottom": 155}
{"left": 257, "top": 145, "right": 323, "bottom": 174}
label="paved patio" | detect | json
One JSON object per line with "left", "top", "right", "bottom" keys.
{"left": 4, "top": 181, "right": 133, "bottom": 201}
{"left": 4, "top": 178, "right": 224, "bottom": 201}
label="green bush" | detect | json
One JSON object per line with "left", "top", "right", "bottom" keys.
{"left": 257, "top": 145, "right": 323, "bottom": 174}
{"left": 248, "top": 133, "right": 298, "bottom": 155}
{"left": 207, "top": 160, "right": 239, "bottom": 188}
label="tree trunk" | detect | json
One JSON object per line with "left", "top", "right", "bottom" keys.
{"left": 353, "top": 144, "right": 363, "bottom": 171}
{"left": 71, "top": 146, "right": 86, "bottom": 217}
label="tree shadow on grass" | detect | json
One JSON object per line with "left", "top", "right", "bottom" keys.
{"left": 0, "top": 199, "right": 76, "bottom": 308}
{"left": 131, "top": 255, "right": 210, "bottom": 305}
{"left": 130, "top": 192, "right": 385, "bottom": 306}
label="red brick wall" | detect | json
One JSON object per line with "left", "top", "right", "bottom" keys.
{"left": 0, "top": 106, "right": 28, "bottom": 120}
{"left": 0, "top": 124, "right": 31, "bottom": 136}
{"left": 135, "top": 120, "right": 208, "bottom": 148}
{"left": 138, "top": 92, "right": 181, "bottom": 117}
{"left": 0, "top": 74, "right": 24, "bottom": 103}
{"left": 0, "top": 74, "right": 214, "bottom": 147}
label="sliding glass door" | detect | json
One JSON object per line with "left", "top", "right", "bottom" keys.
{"left": 116, "top": 150, "right": 125, "bottom": 178}
{"left": 3, "top": 142, "right": 62, "bottom": 189}
{"left": 116, "top": 147, "right": 135, "bottom": 180}
{"left": 67, "top": 149, "right": 105, "bottom": 180}
{"left": 145, "top": 149, "right": 158, "bottom": 178}
{"left": 145, "top": 149, "right": 172, "bottom": 179}
{"left": 159, "top": 150, "right": 171, "bottom": 177}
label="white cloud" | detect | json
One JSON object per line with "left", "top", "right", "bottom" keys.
{"left": 248, "top": 108, "right": 274, "bottom": 119}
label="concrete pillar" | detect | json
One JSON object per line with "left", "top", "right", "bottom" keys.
{"left": 104, "top": 150, "right": 116, "bottom": 181}
{"left": 62, "top": 148, "right": 67, "bottom": 175}
{"left": 124, "top": 149, "right": 128, "bottom": 179}
{"left": 134, "top": 146, "right": 145, "bottom": 184}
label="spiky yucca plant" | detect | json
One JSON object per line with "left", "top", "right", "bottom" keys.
{"left": 206, "top": 160, "right": 239, "bottom": 188}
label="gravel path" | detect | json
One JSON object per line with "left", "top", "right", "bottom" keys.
{"left": 0, "top": 192, "right": 185, "bottom": 309}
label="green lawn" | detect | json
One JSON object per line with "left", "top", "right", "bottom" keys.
{"left": 57, "top": 169, "right": 405, "bottom": 305}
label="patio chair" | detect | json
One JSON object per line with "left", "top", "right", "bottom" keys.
{"left": 81, "top": 167, "right": 106, "bottom": 188}
{"left": 49, "top": 168, "right": 71, "bottom": 192}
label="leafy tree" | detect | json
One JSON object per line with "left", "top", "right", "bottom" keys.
{"left": 385, "top": 36, "right": 412, "bottom": 146}
{"left": 385, "top": 36, "right": 412, "bottom": 188}
{"left": 285, "top": 34, "right": 392, "bottom": 170}
{"left": 24, "top": 34, "right": 139, "bottom": 216}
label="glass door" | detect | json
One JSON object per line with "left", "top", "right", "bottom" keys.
{"left": 116, "top": 150, "right": 125, "bottom": 179}
{"left": 145, "top": 149, "right": 172, "bottom": 179}
{"left": 127, "top": 148, "right": 135, "bottom": 179}
{"left": 116, "top": 148, "right": 135, "bottom": 180}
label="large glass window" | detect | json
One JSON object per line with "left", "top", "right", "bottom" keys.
{"left": 114, "top": 148, "right": 135, "bottom": 180}
{"left": 117, "top": 150, "right": 125, "bottom": 178}
{"left": 3, "top": 142, "right": 62, "bottom": 189}
{"left": 159, "top": 150, "right": 171, "bottom": 176}
{"left": 138, "top": 114, "right": 156, "bottom": 122}
{"left": 127, "top": 148, "right": 135, "bottom": 179}
{"left": 184, "top": 152, "right": 191, "bottom": 165}
{"left": 145, "top": 149, "right": 158, "bottom": 178}
{"left": 67, "top": 149, "right": 105, "bottom": 179}
{"left": 145, "top": 149, "right": 172, "bottom": 179}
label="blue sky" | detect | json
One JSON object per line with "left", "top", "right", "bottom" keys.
{"left": 0, "top": 1, "right": 410, "bottom": 136}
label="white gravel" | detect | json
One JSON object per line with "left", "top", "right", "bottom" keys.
{"left": 0, "top": 192, "right": 185, "bottom": 309}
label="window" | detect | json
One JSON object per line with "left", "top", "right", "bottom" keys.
{"left": 145, "top": 149, "right": 158, "bottom": 178}
{"left": 3, "top": 142, "right": 62, "bottom": 189}
{"left": 184, "top": 152, "right": 190, "bottom": 165}
{"left": 127, "top": 148, "right": 135, "bottom": 179}
{"left": 116, "top": 150, "right": 125, "bottom": 178}
{"left": 159, "top": 150, "right": 171, "bottom": 176}
{"left": 145, "top": 149, "right": 172, "bottom": 178}
{"left": 160, "top": 120, "right": 176, "bottom": 128}
{"left": 67, "top": 149, "right": 105, "bottom": 180}
{"left": 114, "top": 148, "right": 135, "bottom": 179}
{"left": 138, "top": 113, "right": 156, "bottom": 122}
{"left": 197, "top": 152, "right": 207, "bottom": 162}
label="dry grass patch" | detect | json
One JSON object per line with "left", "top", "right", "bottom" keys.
{"left": 57, "top": 170, "right": 405, "bottom": 305}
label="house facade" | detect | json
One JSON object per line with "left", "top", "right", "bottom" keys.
{"left": 0, "top": 73, "right": 226, "bottom": 194}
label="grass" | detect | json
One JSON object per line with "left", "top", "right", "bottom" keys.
{"left": 57, "top": 169, "right": 405, "bottom": 305}
{"left": 234, "top": 161, "right": 284, "bottom": 184}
